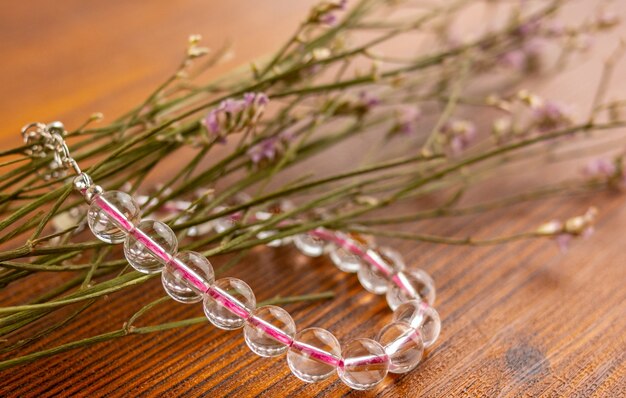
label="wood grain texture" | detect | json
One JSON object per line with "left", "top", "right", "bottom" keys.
{"left": 0, "top": 1, "right": 625, "bottom": 397}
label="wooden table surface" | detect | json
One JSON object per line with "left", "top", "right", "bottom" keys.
{"left": 0, "top": 1, "right": 625, "bottom": 397}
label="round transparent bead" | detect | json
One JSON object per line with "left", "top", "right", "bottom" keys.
{"left": 244, "top": 305, "right": 296, "bottom": 357}
{"left": 161, "top": 251, "right": 214, "bottom": 303}
{"left": 393, "top": 300, "right": 441, "bottom": 348}
{"left": 203, "top": 277, "right": 256, "bottom": 330}
{"left": 124, "top": 220, "right": 178, "bottom": 274}
{"left": 287, "top": 328, "right": 341, "bottom": 383}
{"left": 378, "top": 322, "right": 424, "bottom": 374}
{"left": 386, "top": 269, "right": 436, "bottom": 310}
{"left": 87, "top": 191, "right": 141, "bottom": 244}
{"left": 338, "top": 338, "right": 390, "bottom": 390}
{"left": 357, "top": 247, "right": 405, "bottom": 295}
{"left": 329, "top": 233, "right": 364, "bottom": 273}
{"left": 293, "top": 233, "right": 326, "bottom": 257}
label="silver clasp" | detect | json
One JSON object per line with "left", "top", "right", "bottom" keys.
{"left": 21, "top": 121, "right": 82, "bottom": 179}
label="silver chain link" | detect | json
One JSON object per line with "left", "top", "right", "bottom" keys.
{"left": 21, "top": 121, "right": 82, "bottom": 178}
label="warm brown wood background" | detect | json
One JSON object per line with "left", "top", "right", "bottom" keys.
{"left": 0, "top": 1, "right": 625, "bottom": 397}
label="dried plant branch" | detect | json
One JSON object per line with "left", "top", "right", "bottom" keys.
{"left": 0, "top": 0, "right": 624, "bottom": 369}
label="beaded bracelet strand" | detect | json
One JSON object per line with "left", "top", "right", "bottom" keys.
{"left": 22, "top": 122, "right": 441, "bottom": 391}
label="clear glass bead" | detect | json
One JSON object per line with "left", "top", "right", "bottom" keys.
{"left": 293, "top": 233, "right": 326, "bottom": 257}
{"left": 386, "top": 269, "right": 436, "bottom": 310}
{"left": 124, "top": 220, "right": 178, "bottom": 274}
{"left": 244, "top": 305, "right": 296, "bottom": 357}
{"left": 378, "top": 322, "right": 424, "bottom": 374}
{"left": 161, "top": 251, "right": 214, "bottom": 303}
{"left": 338, "top": 338, "right": 390, "bottom": 390}
{"left": 357, "top": 247, "right": 405, "bottom": 295}
{"left": 203, "top": 277, "right": 256, "bottom": 330}
{"left": 88, "top": 191, "right": 141, "bottom": 244}
{"left": 287, "top": 327, "right": 341, "bottom": 383}
{"left": 393, "top": 300, "right": 441, "bottom": 348}
{"left": 329, "top": 233, "right": 364, "bottom": 273}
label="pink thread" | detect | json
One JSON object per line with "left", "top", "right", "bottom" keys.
{"left": 342, "top": 353, "right": 390, "bottom": 368}
{"left": 169, "top": 256, "right": 211, "bottom": 292}
{"left": 94, "top": 195, "right": 134, "bottom": 232}
{"left": 313, "top": 228, "right": 416, "bottom": 297}
{"left": 207, "top": 285, "right": 252, "bottom": 320}
{"left": 391, "top": 271, "right": 418, "bottom": 298}
{"left": 249, "top": 316, "right": 294, "bottom": 346}
{"left": 291, "top": 340, "right": 341, "bottom": 367}
{"left": 129, "top": 228, "right": 174, "bottom": 265}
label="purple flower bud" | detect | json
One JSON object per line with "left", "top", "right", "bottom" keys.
{"left": 517, "top": 18, "right": 541, "bottom": 37}
{"left": 531, "top": 100, "right": 573, "bottom": 132}
{"left": 247, "top": 137, "right": 279, "bottom": 164}
{"left": 555, "top": 234, "right": 572, "bottom": 253}
{"left": 203, "top": 92, "right": 270, "bottom": 142}
{"left": 221, "top": 98, "right": 246, "bottom": 114}
{"left": 582, "top": 226, "right": 595, "bottom": 239}
{"left": 256, "top": 93, "right": 270, "bottom": 106}
{"left": 204, "top": 110, "right": 220, "bottom": 134}
{"left": 359, "top": 91, "right": 380, "bottom": 108}
{"left": 583, "top": 158, "right": 616, "bottom": 178}
{"left": 500, "top": 50, "right": 527, "bottom": 70}
{"left": 396, "top": 105, "right": 422, "bottom": 135}
{"left": 320, "top": 12, "right": 337, "bottom": 25}
{"left": 449, "top": 136, "right": 465, "bottom": 156}
{"left": 441, "top": 119, "right": 477, "bottom": 155}
{"left": 243, "top": 92, "right": 257, "bottom": 106}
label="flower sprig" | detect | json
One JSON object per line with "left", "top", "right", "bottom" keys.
{"left": 0, "top": 0, "right": 624, "bottom": 371}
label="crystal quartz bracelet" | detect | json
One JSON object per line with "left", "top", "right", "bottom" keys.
{"left": 22, "top": 122, "right": 441, "bottom": 391}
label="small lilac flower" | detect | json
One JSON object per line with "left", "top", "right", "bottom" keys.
{"left": 319, "top": 13, "right": 337, "bottom": 25}
{"left": 395, "top": 105, "right": 422, "bottom": 135}
{"left": 441, "top": 119, "right": 477, "bottom": 155}
{"left": 516, "top": 18, "right": 541, "bottom": 37}
{"left": 539, "top": 207, "right": 597, "bottom": 253}
{"left": 309, "top": 0, "right": 347, "bottom": 26}
{"left": 499, "top": 39, "right": 543, "bottom": 72}
{"left": 247, "top": 137, "right": 279, "bottom": 164}
{"left": 582, "top": 226, "right": 595, "bottom": 239}
{"left": 555, "top": 224, "right": 594, "bottom": 253}
{"left": 256, "top": 93, "right": 270, "bottom": 106}
{"left": 202, "top": 92, "right": 269, "bottom": 143}
{"left": 278, "top": 127, "right": 296, "bottom": 143}
{"left": 531, "top": 100, "right": 573, "bottom": 132}
{"left": 582, "top": 158, "right": 616, "bottom": 178}
{"left": 204, "top": 110, "right": 220, "bottom": 134}
{"left": 243, "top": 92, "right": 257, "bottom": 106}
{"left": 359, "top": 91, "right": 380, "bottom": 109}
{"left": 555, "top": 233, "right": 572, "bottom": 253}
{"left": 220, "top": 98, "right": 246, "bottom": 114}
{"left": 500, "top": 50, "right": 526, "bottom": 70}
